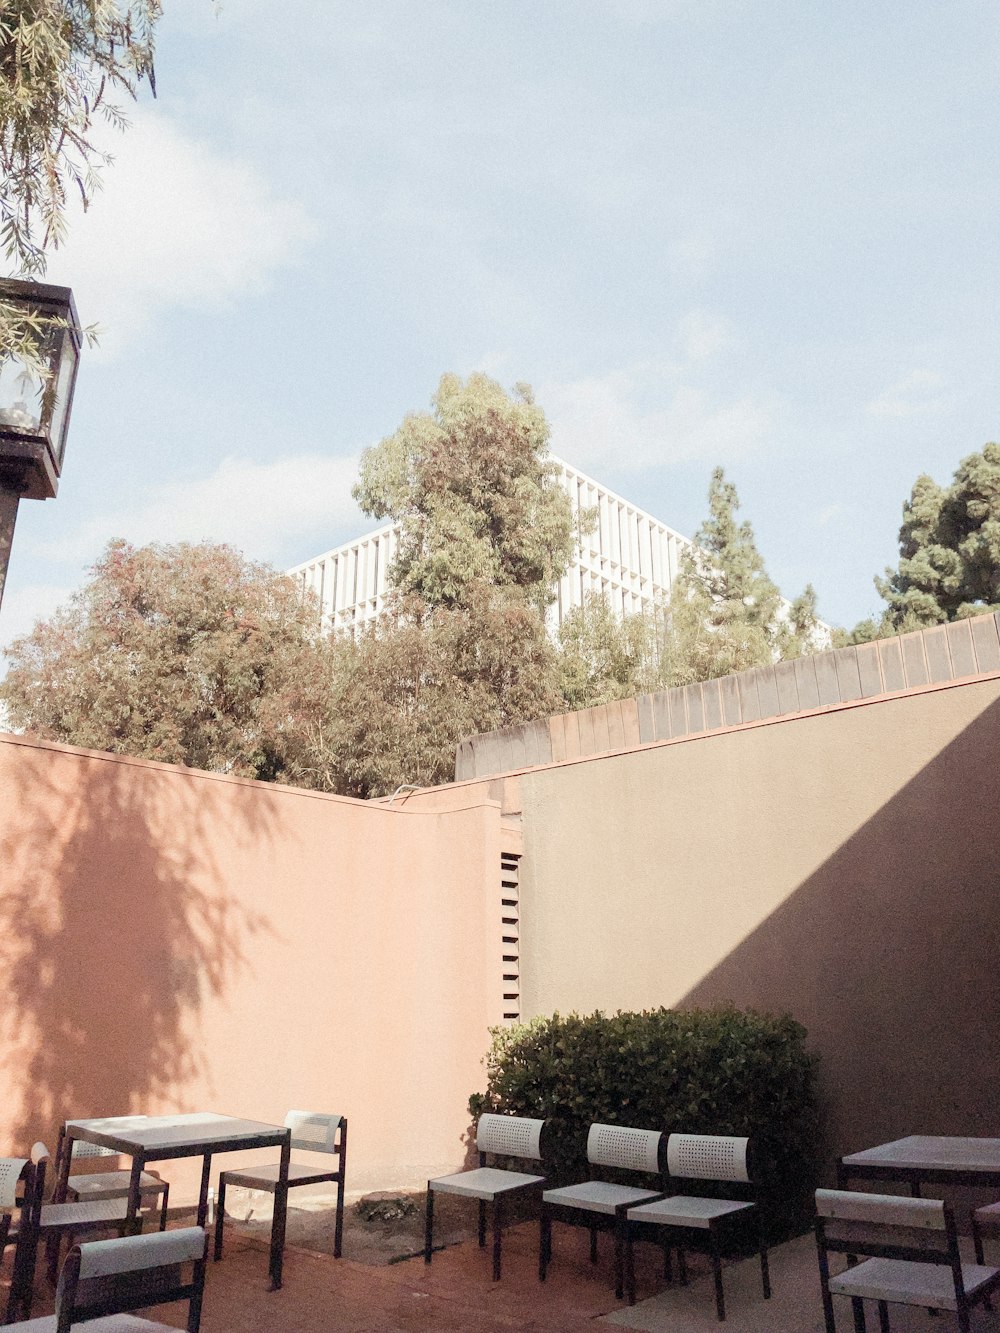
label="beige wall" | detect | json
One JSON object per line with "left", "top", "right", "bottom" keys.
{"left": 514, "top": 676, "right": 1000, "bottom": 1161}
{"left": 0, "top": 735, "right": 503, "bottom": 1200}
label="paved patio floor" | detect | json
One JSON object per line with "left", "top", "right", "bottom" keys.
{"left": 8, "top": 1222, "right": 1000, "bottom": 1331}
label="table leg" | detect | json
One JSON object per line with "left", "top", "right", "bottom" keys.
{"left": 125, "top": 1157, "right": 144, "bottom": 1236}
{"left": 196, "top": 1154, "right": 213, "bottom": 1229}
{"left": 269, "top": 1132, "right": 291, "bottom": 1291}
{"left": 45, "top": 1137, "right": 74, "bottom": 1281}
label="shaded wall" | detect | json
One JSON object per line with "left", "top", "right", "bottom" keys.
{"left": 512, "top": 676, "right": 1000, "bottom": 1160}
{"left": 0, "top": 734, "right": 505, "bottom": 1199}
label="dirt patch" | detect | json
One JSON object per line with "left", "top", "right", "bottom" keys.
{"left": 205, "top": 1187, "right": 484, "bottom": 1266}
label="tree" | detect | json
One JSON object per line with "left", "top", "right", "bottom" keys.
{"left": 1, "top": 2, "right": 165, "bottom": 387}
{"left": 1, "top": 0, "right": 160, "bottom": 277}
{"left": 876, "top": 443, "right": 1000, "bottom": 628}
{"left": 318, "top": 592, "right": 563, "bottom": 799}
{"left": 557, "top": 593, "right": 661, "bottom": 710}
{"left": 353, "top": 372, "right": 576, "bottom": 617}
{"left": 0, "top": 539, "right": 336, "bottom": 781}
{"left": 332, "top": 373, "right": 576, "bottom": 793}
{"left": 664, "top": 467, "right": 818, "bottom": 684}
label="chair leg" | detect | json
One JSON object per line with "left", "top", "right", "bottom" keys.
{"left": 492, "top": 1196, "right": 503, "bottom": 1281}
{"left": 759, "top": 1212, "right": 771, "bottom": 1299}
{"left": 851, "top": 1296, "right": 867, "bottom": 1332}
{"left": 710, "top": 1229, "right": 726, "bottom": 1321}
{"left": 590, "top": 1224, "right": 598, "bottom": 1263}
{"left": 614, "top": 1214, "right": 626, "bottom": 1301}
{"left": 971, "top": 1213, "right": 993, "bottom": 1312}
{"left": 625, "top": 1224, "right": 637, "bottom": 1305}
{"left": 423, "top": 1187, "right": 434, "bottom": 1265}
{"left": 663, "top": 1238, "right": 673, "bottom": 1283}
{"left": 159, "top": 1183, "right": 169, "bottom": 1232}
{"left": 539, "top": 1211, "right": 551, "bottom": 1281}
{"left": 333, "top": 1175, "right": 344, "bottom": 1259}
{"left": 478, "top": 1199, "right": 486, "bottom": 1248}
{"left": 877, "top": 1300, "right": 890, "bottom": 1333}
{"left": 678, "top": 1246, "right": 688, "bottom": 1286}
{"left": 213, "top": 1175, "right": 227, "bottom": 1261}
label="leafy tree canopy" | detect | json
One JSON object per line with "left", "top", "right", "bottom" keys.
{"left": 876, "top": 443, "right": 1000, "bottom": 628}
{"left": 557, "top": 592, "right": 661, "bottom": 710}
{"left": 1, "top": 0, "right": 160, "bottom": 276}
{"left": 353, "top": 373, "right": 576, "bottom": 617}
{"left": 0, "top": 539, "right": 334, "bottom": 781}
{"left": 665, "top": 467, "right": 819, "bottom": 684}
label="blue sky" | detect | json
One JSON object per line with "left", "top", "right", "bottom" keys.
{"left": 2, "top": 0, "right": 998, "bottom": 646}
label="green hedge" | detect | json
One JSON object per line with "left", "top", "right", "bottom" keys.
{"left": 469, "top": 1006, "right": 820, "bottom": 1232}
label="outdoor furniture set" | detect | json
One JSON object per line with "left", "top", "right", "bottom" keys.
{"left": 425, "top": 1113, "right": 770, "bottom": 1322}
{"left": 816, "top": 1135, "right": 1000, "bottom": 1331}
{"left": 0, "top": 1109, "right": 345, "bottom": 1325}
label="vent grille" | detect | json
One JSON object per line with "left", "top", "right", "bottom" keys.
{"left": 501, "top": 851, "right": 521, "bottom": 1023}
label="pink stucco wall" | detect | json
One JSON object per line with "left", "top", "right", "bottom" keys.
{"left": 0, "top": 734, "right": 505, "bottom": 1200}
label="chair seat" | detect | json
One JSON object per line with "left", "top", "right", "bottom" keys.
{"left": 39, "top": 1197, "right": 129, "bottom": 1230}
{"left": 975, "top": 1202, "right": 1000, "bottom": 1226}
{"left": 627, "top": 1194, "right": 753, "bottom": 1229}
{"left": 68, "top": 1170, "right": 165, "bottom": 1199}
{"left": 10, "top": 1316, "right": 178, "bottom": 1331}
{"left": 543, "top": 1182, "right": 662, "bottom": 1217}
{"left": 828, "top": 1257, "right": 999, "bottom": 1311}
{"left": 219, "top": 1161, "right": 341, "bottom": 1192}
{"left": 429, "top": 1167, "right": 545, "bottom": 1201}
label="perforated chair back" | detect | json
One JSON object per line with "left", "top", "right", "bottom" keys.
{"left": 54, "top": 1226, "right": 207, "bottom": 1333}
{"left": 0, "top": 1159, "right": 30, "bottom": 1213}
{"left": 667, "top": 1133, "right": 751, "bottom": 1183}
{"left": 69, "top": 1116, "right": 149, "bottom": 1160}
{"left": 285, "top": 1111, "right": 342, "bottom": 1154}
{"left": 587, "top": 1124, "right": 662, "bottom": 1174}
{"left": 477, "top": 1114, "right": 545, "bottom": 1161}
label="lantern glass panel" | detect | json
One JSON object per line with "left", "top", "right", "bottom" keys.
{"left": 47, "top": 328, "right": 78, "bottom": 467}
{"left": 0, "top": 346, "right": 46, "bottom": 436}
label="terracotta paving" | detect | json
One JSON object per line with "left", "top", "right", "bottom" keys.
{"left": 8, "top": 1224, "right": 1000, "bottom": 1331}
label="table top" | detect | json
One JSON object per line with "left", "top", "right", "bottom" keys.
{"left": 65, "top": 1112, "right": 289, "bottom": 1159}
{"left": 842, "top": 1135, "right": 1000, "bottom": 1173}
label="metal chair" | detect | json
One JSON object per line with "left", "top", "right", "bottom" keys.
{"left": 214, "top": 1111, "right": 346, "bottom": 1262}
{"left": 1, "top": 1156, "right": 41, "bottom": 1322}
{"left": 539, "top": 1123, "right": 665, "bottom": 1300}
{"left": 425, "top": 1113, "right": 547, "bottom": 1280}
{"left": 6, "top": 1226, "right": 207, "bottom": 1332}
{"left": 815, "top": 1187, "right": 1000, "bottom": 1332}
{"left": 53, "top": 1119, "right": 169, "bottom": 1227}
{"left": 623, "top": 1132, "right": 770, "bottom": 1320}
{"left": 6, "top": 1143, "right": 134, "bottom": 1322}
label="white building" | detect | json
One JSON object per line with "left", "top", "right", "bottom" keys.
{"left": 288, "top": 457, "right": 697, "bottom": 634}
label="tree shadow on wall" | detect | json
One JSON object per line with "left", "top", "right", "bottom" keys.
{"left": 678, "top": 694, "right": 1000, "bottom": 1169}
{"left": 0, "top": 746, "right": 277, "bottom": 1151}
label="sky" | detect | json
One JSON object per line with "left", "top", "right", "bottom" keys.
{"left": 2, "top": 0, "right": 998, "bottom": 648}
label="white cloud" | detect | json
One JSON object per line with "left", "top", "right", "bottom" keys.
{"left": 540, "top": 314, "right": 779, "bottom": 472}
{"left": 867, "top": 370, "right": 949, "bottom": 419}
{"left": 543, "top": 371, "right": 778, "bottom": 472}
{"left": 44, "top": 109, "right": 317, "bottom": 354}
{"left": 817, "top": 503, "right": 844, "bottom": 527}
{"left": 31, "top": 453, "right": 363, "bottom": 566}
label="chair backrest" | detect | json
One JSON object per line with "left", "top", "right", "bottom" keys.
{"left": 815, "top": 1189, "right": 956, "bottom": 1267}
{"left": 285, "top": 1111, "right": 342, "bottom": 1155}
{"left": 54, "top": 1226, "right": 207, "bottom": 1333}
{"left": 476, "top": 1114, "right": 545, "bottom": 1161}
{"left": 0, "top": 1158, "right": 31, "bottom": 1214}
{"left": 587, "top": 1123, "right": 663, "bottom": 1175}
{"left": 667, "top": 1133, "right": 751, "bottom": 1184}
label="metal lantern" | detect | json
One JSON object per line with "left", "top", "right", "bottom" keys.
{"left": 0, "top": 277, "right": 82, "bottom": 500}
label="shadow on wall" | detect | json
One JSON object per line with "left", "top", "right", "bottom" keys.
{"left": 0, "top": 748, "right": 275, "bottom": 1150}
{"left": 679, "top": 695, "right": 1000, "bottom": 1164}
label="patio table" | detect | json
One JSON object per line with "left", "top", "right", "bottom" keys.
{"left": 53, "top": 1112, "right": 292, "bottom": 1289}
{"left": 838, "top": 1135, "right": 1000, "bottom": 1196}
